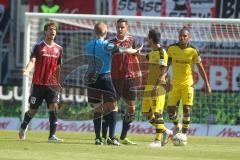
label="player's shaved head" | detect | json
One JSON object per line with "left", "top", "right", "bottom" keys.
{"left": 178, "top": 27, "right": 191, "bottom": 47}
{"left": 94, "top": 22, "right": 108, "bottom": 37}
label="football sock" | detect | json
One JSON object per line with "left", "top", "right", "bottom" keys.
{"left": 120, "top": 121, "right": 130, "bottom": 140}
{"left": 49, "top": 111, "right": 58, "bottom": 138}
{"left": 168, "top": 107, "right": 179, "bottom": 127}
{"left": 107, "top": 111, "right": 117, "bottom": 139}
{"left": 21, "top": 111, "right": 32, "bottom": 130}
{"left": 93, "top": 112, "right": 102, "bottom": 139}
{"left": 120, "top": 113, "right": 134, "bottom": 140}
{"left": 155, "top": 133, "right": 162, "bottom": 141}
{"left": 102, "top": 115, "right": 108, "bottom": 139}
{"left": 148, "top": 115, "right": 157, "bottom": 127}
{"left": 155, "top": 113, "right": 166, "bottom": 129}
{"left": 154, "top": 113, "right": 166, "bottom": 140}
{"left": 182, "top": 106, "right": 191, "bottom": 134}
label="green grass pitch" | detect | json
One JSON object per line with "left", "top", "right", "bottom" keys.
{"left": 0, "top": 130, "right": 239, "bottom": 160}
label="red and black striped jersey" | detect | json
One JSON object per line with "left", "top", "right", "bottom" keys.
{"left": 109, "top": 35, "right": 139, "bottom": 79}
{"left": 31, "top": 41, "right": 62, "bottom": 86}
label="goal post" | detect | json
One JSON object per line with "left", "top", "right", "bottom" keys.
{"left": 22, "top": 12, "right": 240, "bottom": 124}
{"left": 22, "top": 14, "right": 31, "bottom": 121}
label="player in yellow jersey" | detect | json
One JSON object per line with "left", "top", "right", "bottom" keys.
{"left": 167, "top": 28, "right": 212, "bottom": 139}
{"left": 141, "top": 29, "right": 173, "bottom": 148}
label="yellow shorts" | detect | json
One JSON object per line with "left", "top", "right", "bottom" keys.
{"left": 167, "top": 84, "right": 194, "bottom": 106}
{"left": 141, "top": 85, "right": 166, "bottom": 113}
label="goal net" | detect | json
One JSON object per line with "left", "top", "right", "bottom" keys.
{"left": 22, "top": 13, "right": 240, "bottom": 125}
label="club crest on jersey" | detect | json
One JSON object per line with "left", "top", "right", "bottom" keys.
{"left": 54, "top": 48, "right": 59, "bottom": 54}
{"left": 41, "top": 48, "right": 46, "bottom": 52}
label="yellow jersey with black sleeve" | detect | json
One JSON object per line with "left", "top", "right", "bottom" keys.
{"left": 141, "top": 48, "right": 168, "bottom": 113}
{"left": 146, "top": 48, "right": 168, "bottom": 86}
{"left": 167, "top": 43, "right": 201, "bottom": 86}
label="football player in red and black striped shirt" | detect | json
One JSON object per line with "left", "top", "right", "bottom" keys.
{"left": 102, "top": 18, "right": 141, "bottom": 145}
{"left": 19, "top": 22, "right": 63, "bottom": 141}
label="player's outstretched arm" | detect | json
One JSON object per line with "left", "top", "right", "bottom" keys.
{"left": 104, "top": 42, "right": 143, "bottom": 55}
{"left": 197, "top": 63, "right": 212, "bottom": 95}
{"left": 119, "top": 43, "right": 143, "bottom": 55}
{"left": 23, "top": 57, "right": 36, "bottom": 76}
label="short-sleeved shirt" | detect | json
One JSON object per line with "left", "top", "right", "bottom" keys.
{"left": 85, "top": 39, "right": 112, "bottom": 74}
{"left": 167, "top": 43, "right": 201, "bottom": 86}
{"left": 146, "top": 49, "right": 168, "bottom": 86}
{"left": 31, "top": 41, "right": 62, "bottom": 86}
{"left": 85, "top": 39, "right": 117, "bottom": 103}
{"left": 110, "top": 35, "right": 139, "bottom": 79}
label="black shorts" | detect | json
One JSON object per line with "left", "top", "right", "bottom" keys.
{"left": 87, "top": 73, "right": 117, "bottom": 104}
{"left": 28, "top": 85, "right": 60, "bottom": 109}
{"left": 113, "top": 77, "right": 137, "bottom": 101}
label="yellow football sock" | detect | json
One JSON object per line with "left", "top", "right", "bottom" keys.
{"left": 155, "top": 133, "right": 162, "bottom": 141}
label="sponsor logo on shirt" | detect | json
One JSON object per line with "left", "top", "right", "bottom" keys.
{"left": 42, "top": 53, "right": 58, "bottom": 58}
{"left": 175, "top": 60, "right": 190, "bottom": 64}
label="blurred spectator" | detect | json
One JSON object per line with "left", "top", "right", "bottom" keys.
{"left": 40, "top": 0, "right": 60, "bottom": 13}
{"left": 39, "top": 0, "right": 60, "bottom": 31}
